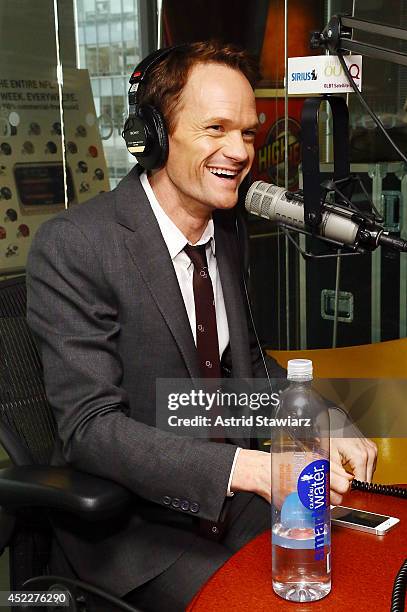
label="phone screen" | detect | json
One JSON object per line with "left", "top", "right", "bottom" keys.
{"left": 333, "top": 508, "right": 386, "bottom": 528}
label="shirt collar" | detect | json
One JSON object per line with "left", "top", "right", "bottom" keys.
{"left": 140, "top": 170, "right": 215, "bottom": 260}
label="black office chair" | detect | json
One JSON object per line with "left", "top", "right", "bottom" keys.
{"left": 0, "top": 275, "right": 141, "bottom": 611}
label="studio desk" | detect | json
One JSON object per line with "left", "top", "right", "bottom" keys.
{"left": 187, "top": 485, "right": 407, "bottom": 611}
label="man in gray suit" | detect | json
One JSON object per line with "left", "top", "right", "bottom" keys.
{"left": 27, "top": 42, "right": 377, "bottom": 610}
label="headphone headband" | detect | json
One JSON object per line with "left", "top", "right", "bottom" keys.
{"left": 130, "top": 48, "right": 172, "bottom": 85}
{"left": 129, "top": 45, "right": 189, "bottom": 86}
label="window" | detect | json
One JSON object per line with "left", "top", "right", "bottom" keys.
{"left": 75, "top": 0, "right": 146, "bottom": 188}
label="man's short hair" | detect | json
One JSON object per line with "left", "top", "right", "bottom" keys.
{"left": 137, "top": 40, "right": 261, "bottom": 134}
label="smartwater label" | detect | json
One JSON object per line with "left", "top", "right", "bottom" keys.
{"left": 297, "top": 459, "right": 329, "bottom": 511}
{"left": 297, "top": 459, "right": 330, "bottom": 561}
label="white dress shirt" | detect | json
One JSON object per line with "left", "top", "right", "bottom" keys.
{"left": 140, "top": 171, "right": 240, "bottom": 497}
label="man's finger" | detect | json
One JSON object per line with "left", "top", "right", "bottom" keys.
{"left": 348, "top": 449, "right": 369, "bottom": 482}
{"left": 337, "top": 439, "right": 369, "bottom": 482}
{"left": 330, "top": 463, "right": 352, "bottom": 505}
{"left": 366, "top": 439, "right": 378, "bottom": 474}
{"left": 365, "top": 443, "right": 378, "bottom": 482}
{"left": 330, "top": 462, "right": 353, "bottom": 498}
{"left": 330, "top": 490, "right": 345, "bottom": 506}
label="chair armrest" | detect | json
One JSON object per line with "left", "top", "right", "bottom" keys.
{"left": 0, "top": 466, "right": 131, "bottom": 521}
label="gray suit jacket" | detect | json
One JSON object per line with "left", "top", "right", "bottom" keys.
{"left": 26, "top": 165, "right": 286, "bottom": 596}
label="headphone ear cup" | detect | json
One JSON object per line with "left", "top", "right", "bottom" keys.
{"left": 137, "top": 105, "right": 168, "bottom": 170}
{"left": 122, "top": 115, "right": 148, "bottom": 157}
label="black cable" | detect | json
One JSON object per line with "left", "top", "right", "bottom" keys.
{"left": 337, "top": 51, "right": 407, "bottom": 165}
{"left": 235, "top": 216, "right": 273, "bottom": 392}
{"left": 352, "top": 479, "right": 407, "bottom": 499}
{"left": 24, "top": 575, "right": 142, "bottom": 612}
{"left": 236, "top": 220, "right": 406, "bottom": 484}
{"left": 390, "top": 559, "right": 407, "bottom": 612}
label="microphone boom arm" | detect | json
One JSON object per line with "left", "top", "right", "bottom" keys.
{"left": 281, "top": 226, "right": 362, "bottom": 260}
{"left": 312, "top": 14, "right": 407, "bottom": 67}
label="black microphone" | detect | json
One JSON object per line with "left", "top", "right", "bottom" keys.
{"left": 245, "top": 181, "right": 407, "bottom": 253}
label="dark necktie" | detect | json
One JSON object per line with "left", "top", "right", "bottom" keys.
{"left": 183, "top": 241, "right": 221, "bottom": 379}
{"left": 184, "top": 241, "right": 228, "bottom": 541}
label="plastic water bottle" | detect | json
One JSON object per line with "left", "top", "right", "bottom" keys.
{"left": 271, "top": 359, "right": 331, "bottom": 602}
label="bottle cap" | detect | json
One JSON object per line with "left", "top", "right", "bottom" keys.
{"left": 287, "top": 359, "right": 313, "bottom": 380}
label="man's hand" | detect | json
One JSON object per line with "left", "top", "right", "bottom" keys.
{"left": 231, "top": 441, "right": 377, "bottom": 507}
{"left": 330, "top": 437, "right": 378, "bottom": 483}
{"left": 231, "top": 449, "right": 271, "bottom": 503}
{"left": 328, "top": 406, "right": 378, "bottom": 503}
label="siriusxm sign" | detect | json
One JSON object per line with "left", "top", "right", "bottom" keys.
{"left": 287, "top": 55, "right": 362, "bottom": 94}
{"left": 291, "top": 69, "right": 317, "bottom": 82}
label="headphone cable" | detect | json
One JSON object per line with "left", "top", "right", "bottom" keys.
{"left": 351, "top": 480, "right": 407, "bottom": 499}
{"left": 391, "top": 559, "right": 407, "bottom": 612}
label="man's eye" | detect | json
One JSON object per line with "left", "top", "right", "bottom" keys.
{"left": 208, "top": 125, "right": 223, "bottom": 132}
{"left": 243, "top": 130, "right": 257, "bottom": 139}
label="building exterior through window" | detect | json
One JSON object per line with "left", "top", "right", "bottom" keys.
{"left": 75, "top": 0, "right": 141, "bottom": 188}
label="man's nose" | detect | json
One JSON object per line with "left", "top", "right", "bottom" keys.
{"left": 223, "top": 131, "right": 249, "bottom": 163}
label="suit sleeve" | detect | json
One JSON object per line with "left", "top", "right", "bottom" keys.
{"left": 26, "top": 216, "right": 237, "bottom": 523}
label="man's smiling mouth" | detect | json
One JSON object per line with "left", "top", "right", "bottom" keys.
{"left": 207, "top": 166, "right": 240, "bottom": 180}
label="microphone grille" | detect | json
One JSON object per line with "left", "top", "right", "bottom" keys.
{"left": 245, "top": 181, "right": 283, "bottom": 219}
{"left": 250, "top": 190, "right": 262, "bottom": 215}
{"left": 245, "top": 181, "right": 272, "bottom": 216}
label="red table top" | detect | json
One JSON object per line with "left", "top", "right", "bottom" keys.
{"left": 188, "top": 487, "right": 407, "bottom": 611}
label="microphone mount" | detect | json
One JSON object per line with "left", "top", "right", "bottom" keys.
{"left": 301, "top": 95, "right": 349, "bottom": 229}
{"left": 294, "top": 13, "right": 407, "bottom": 258}
{"left": 277, "top": 188, "right": 400, "bottom": 261}
{"left": 299, "top": 94, "right": 389, "bottom": 259}
{"left": 245, "top": 179, "right": 407, "bottom": 260}
{"left": 253, "top": 14, "right": 407, "bottom": 259}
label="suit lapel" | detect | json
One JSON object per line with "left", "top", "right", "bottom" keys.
{"left": 114, "top": 166, "right": 201, "bottom": 379}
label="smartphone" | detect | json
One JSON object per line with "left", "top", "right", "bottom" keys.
{"left": 331, "top": 505, "right": 400, "bottom": 535}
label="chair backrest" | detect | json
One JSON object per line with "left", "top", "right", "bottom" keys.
{"left": 0, "top": 276, "right": 56, "bottom": 465}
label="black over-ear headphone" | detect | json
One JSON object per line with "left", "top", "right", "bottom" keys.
{"left": 122, "top": 45, "right": 185, "bottom": 171}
